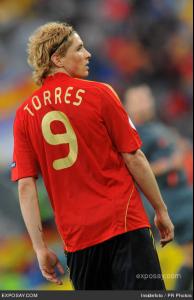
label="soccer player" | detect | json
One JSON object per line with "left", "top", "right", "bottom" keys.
{"left": 11, "top": 22, "right": 174, "bottom": 290}
{"left": 124, "top": 84, "right": 193, "bottom": 290}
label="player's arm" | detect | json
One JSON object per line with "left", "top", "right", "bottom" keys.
{"left": 100, "top": 84, "right": 174, "bottom": 246}
{"left": 122, "top": 150, "right": 174, "bottom": 247}
{"left": 18, "top": 178, "right": 45, "bottom": 251}
{"left": 18, "top": 177, "right": 64, "bottom": 284}
{"left": 13, "top": 111, "right": 64, "bottom": 284}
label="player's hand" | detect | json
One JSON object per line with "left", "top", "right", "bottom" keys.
{"left": 36, "top": 248, "right": 65, "bottom": 285}
{"left": 154, "top": 209, "right": 174, "bottom": 248}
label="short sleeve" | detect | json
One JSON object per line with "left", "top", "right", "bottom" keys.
{"left": 11, "top": 111, "right": 39, "bottom": 181}
{"left": 100, "top": 84, "right": 142, "bottom": 153}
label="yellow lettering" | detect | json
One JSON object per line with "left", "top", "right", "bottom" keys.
{"left": 64, "top": 87, "right": 73, "bottom": 104}
{"left": 55, "top": 87, "right": 62, "bottom": 104}
{"left": 44, "top": 90, "right": 52, "bottom": 105}
{"left": 32, "top": 96, "right": 41, "bottom": 110}
{"left": 24, "top": 104, "right": 34, "bottom": 116}
{"left": 41, "top": 111, "right": 78, "bottom": 170}
{"left": 73, "top": 89, "right": 85, "bottom": 106}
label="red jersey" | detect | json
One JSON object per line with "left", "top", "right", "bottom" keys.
{"left": 12, "top": 73, "right": 150, "bottom": 252}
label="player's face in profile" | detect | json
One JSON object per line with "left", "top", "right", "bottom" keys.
{"left": 61, "top": 33, "right": 91, "bottom": 78}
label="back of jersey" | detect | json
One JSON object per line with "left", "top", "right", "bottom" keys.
{"left": 12, "top": 72, "right": 149, "bottom": 252}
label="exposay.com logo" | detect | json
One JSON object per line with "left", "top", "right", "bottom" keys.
{"left": 1, "top": 293, "right": 38, "bottom": 299}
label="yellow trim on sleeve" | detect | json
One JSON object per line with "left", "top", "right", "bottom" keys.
{"left": 103, "top": 83, "right": 121, "bottom": 103}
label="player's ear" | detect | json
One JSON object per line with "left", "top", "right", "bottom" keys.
{"left": 51, "top": 54, "right": 64, "bottom": 68}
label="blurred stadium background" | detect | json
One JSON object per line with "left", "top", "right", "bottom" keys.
{"left": 0, "top": 0, "right": 193, "bottom": 291}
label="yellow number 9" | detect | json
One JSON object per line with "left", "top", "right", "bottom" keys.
{"left": 41, "top": 111, "right": 78, "bottom": 170}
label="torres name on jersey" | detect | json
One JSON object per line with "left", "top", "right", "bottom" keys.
{"left": 24, "top": 86, "right": 86, "bottom": 117}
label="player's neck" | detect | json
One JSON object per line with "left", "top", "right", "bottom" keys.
{"left": 49, "top": 67, "right": 72, "bottom": 78}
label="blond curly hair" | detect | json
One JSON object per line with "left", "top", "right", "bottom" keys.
{"left": 27, "top": 22, "right": 74, "bottom": 86}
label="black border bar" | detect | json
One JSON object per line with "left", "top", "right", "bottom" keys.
{"left": 0, "top": 291, "right": 193, "bottom": 300}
